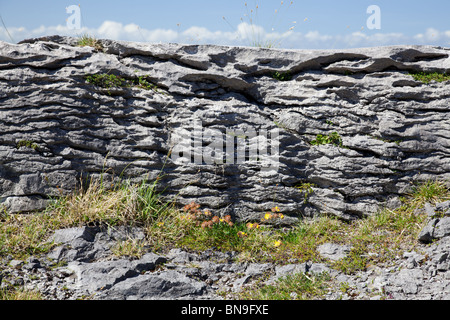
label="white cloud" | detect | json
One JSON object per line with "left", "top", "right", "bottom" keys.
{"left": 1, "top": 21, "right": 449, "bottom": 49}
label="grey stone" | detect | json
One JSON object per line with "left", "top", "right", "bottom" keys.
{"left": 274, "top": 263, "right": 308, "bottom": 279}
{"left": 1, "top": 36, "right": 450, "bottom": 222}
{"left": 9, "top": 259, "right": 23, "bottom": 269}
{"left": 96, "top": 270, "right": 207, "bottom": 300}
{"left": 307, "top": 263, "right": 331, "bottom": 275}
{"left": 50, "top": 226, "right": 99, "bottom": 244}
{"left": 22, "top": 257, "right": 42, "bottom": 270}
{"left": 167, "top": 248, "right": 199, "bottom": 263}
{"left": 391, "top": 269, "right": 424, "bottom": 294}
{"left": 424, "top": 202, "right": 437, "bottom": 218}
{"left": 435, "top": 201, "right": 450, "bottom": 216}
{"left": 434, "top": 217, "right": 450, "bottom": 239}
{"left": 245, "top": 263, "right": 273, "bottom": 276}
{"left": 419, "top": 217, "right": 450, "bottom": 243}
{"left": 67, "top": 252, "right": 166, "bottom": 294}
{"left": 317, "top": 243, "right": 352, "bottom": 261}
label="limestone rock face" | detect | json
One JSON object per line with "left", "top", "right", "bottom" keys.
{"left": 1, "top": 35, "right": 450, "bottom": 222}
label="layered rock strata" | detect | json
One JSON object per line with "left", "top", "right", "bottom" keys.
{"left": 1, "top": 35, "right": 450, "bottom": 221}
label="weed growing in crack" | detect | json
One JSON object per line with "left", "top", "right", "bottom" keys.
{"left": 410, "top": 71, "right": 450, "bottom": 84}
{"left": 85, "top": 73, "right": 160, "bottom": 95}
{"left": 272, "top": 71, "right": 292, "bottom": 81}
{"left": 16, "top": 140, "right": 39, "bottom": 150}
{"left": 310, "top": 132, "right": 343, "bottom": 147}
{"left": 76, "top": 33, "right": 104, "bottom": 51}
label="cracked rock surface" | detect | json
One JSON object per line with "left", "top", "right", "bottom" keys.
{"left": 1, "top": 36, "right": 450, "bottom": 222}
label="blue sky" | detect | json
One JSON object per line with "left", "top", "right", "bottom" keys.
{"left": 1, "top": 0, "right": 449, "bottom": 49}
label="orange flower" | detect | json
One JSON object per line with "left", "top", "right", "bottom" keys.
{"left": 237, "top": 231, "right": 248, "bottom": 238}
{"left": 246, "top": 222, "right": 260, "bottom": 230}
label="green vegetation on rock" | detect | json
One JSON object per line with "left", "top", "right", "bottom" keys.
{"left": 410, "top": 71, "right": 450, "bottom": 84}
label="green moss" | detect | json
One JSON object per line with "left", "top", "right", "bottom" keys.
{"left": 85, "top": 73, "right": 127, "bottom": 89}
{"left": 272, "top": 71, "right": 292, "bottom": 81}
{"left": 310, "top": 132, "right": 343, "bottom": 147}
{"left": 410, "top": 72, "right": 450, "bottom": 84}
{"left": 85, "top": 73, "right": 160, "bottom": 95}
{"left": 16, "top": 140, "right": 38, "bottom": 150}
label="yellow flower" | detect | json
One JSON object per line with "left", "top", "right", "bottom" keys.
{"left": 246, "top": 222, "right": 260, "bottom": 230}
{"left": 274, "top": 240, "right": 282, "bottom": 247}
{"left": 157, "top": 222, "right": 164, "bottom": 227}
{"left": 279, "top": 214, "right": 284, "bottom": 219}
{"left": 264, "top": 213, "right": 272, "bottom": 220}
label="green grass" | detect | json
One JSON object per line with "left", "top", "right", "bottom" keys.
{"left": 16, "top": 140, "right": 38, "bottom": 150}
{"left": 85, "top": 73, "right": 128, "bottom": 89}
{"left": 410, "top": 72, "right": 450, "bottom": 84}
{"left": 0, "top": 287, "right": 42, "bottom": 300}
{"left": 1, "top": 178, "right": 449, "bottom": 299}
{"left": 77, "top": 34, "right": 103, "bottom": 51}
{"left": 272, "top": 71, "right": 292, "bottom": 81}
{"left": 236, "top": 272, "right": 332, "bottom": 300}
{"left": 310, "top": 132, "right": 343, "bottom": 147}
{"left": 85, "top": 73, "right": 159, "bottom": 95}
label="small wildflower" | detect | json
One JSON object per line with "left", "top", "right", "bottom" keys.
{"left": 246, "top": 222, "right": 260, "bottom": 230}
{"left": 279, "top": 214, "right": 284, "bottom": 219}
{"left": 212, "top": 216, "right": 220, "bottom": 223}
{"left": 272, "top": 206, "right": 280, "bottom": 212}
{"left": 204, "top": 210, "right": 212, "bottom": 217}
{"left": 237, "top": 231, "right": 248, "bottom": 238}
{"left": 264, "top": 213, "right": 272, "bottom": 220}
{"left": 224, "top": 215, "right": 232, "bottom": 222}
{"left": 157, "top": 222, "right": 164, "bottom": 227}
{"left": 274, "top": 240, "right": 282, "bottom": 247}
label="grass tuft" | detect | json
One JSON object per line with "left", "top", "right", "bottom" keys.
{"left": 85, "top": 73, "right": 160, "bottom": 95}
{"left": 310, "top": 132, "right": 343, "bottom": 147}
{"left": 410, "top": 72, "right": 450, "bottom": 84}
{"left": 237, "top": 272, "right": 331, "bottom": 300}
{"left": 77, "top": 34, "right": 104, "bottom": 51}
